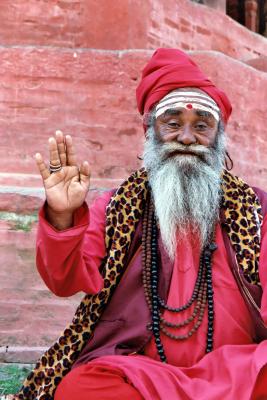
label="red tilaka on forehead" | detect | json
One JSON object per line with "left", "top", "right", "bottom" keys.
{"left": 155, "top": 90, "right": 220, "bottom": 121}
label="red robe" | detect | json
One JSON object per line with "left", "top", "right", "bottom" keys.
{"left": 37, "top": 192, "right": 267, "bottom": 399}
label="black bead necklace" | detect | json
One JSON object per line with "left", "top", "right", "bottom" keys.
{"left": 142, "top": 196, "right": 218, "bottom": 363}
{"left": 150, "top": 213, "right": 167, "bottom": 362}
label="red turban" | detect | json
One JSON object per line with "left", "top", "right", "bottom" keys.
{"left": 136, "top": 48, "right": 232, "bottom": 125}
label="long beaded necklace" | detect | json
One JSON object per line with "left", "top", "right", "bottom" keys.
{"left": 142, "top": 193, "right": 217, "bottom": 363}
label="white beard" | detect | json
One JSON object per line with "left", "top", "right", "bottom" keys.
{"left": 143, "top": 125, "right": 226, "bottom": 260}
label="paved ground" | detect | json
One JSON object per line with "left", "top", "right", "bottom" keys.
{"left": 0, "top": 363, "right": 33, "bottom": 396}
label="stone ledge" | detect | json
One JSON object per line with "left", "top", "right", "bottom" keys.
{"left": 0, "top": 0, "right": 266, "bottom": 61}
{"left": 246, "top": 56, "right": 267, "bottom": 72}
{"left": 0, "top": 176, "right": 122, "bottom": 213}
{"left": 0, "top": 347, "right": 44, "bottom": 364}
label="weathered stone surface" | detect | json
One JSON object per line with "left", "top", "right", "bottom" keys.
{"left": 146, "top": 1, "right": 267, "bottom": 60}
{"left": 0, "top": 193, "right": 42, "bottom": 214}
{"left": 0, "top": 0, "right": 148, "bottom": 49}
{"left": 0, "top": 49, "right": 266, "bottom": 189}
{"left": 0, "top": 179, "right": 122, "bottom": 214}
{"left": 0, "top": 348, "right": 44, "bottom": 363}
{"left": 0, "top": 48, "right": 145, "bottom": 181}
{"left": 0, "top": 220, "right": 83, "bottom": 349}
{"left": 0, "top": 1, "right": 266, "bottom": 60}
{"left": 246, "top": 56, "right": 267, "bottom": 72}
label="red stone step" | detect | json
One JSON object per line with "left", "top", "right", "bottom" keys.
{"left": 0, "top": 49, "right": 266, "bottom": 188}
{"left": 0, "top": 346, "right": 46, "bottom": 363}
{"left": 0, "top": 1, "right": 266, "bottom": 60}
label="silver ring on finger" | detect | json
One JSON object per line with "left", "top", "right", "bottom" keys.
{"left": 49, "top": 162, "right": 62, "bottom": 173}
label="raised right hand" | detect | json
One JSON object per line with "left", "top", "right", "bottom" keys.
{"left": 35, "top": 130, "right": 90, "bottom": 229}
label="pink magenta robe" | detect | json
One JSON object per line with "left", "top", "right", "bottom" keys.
{"left": 37, "top": 192, "right": 267, "bottom": 399}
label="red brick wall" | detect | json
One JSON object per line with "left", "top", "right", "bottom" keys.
{"left": 0, "top": 0, "right": 267, "bottom": 362}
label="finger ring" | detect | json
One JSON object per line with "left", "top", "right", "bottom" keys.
{"left": 49, "top": 162, "right": 62, "bottom": 173}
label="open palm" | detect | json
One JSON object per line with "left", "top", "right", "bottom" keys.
{"left": 35, "top": 131, "right": 90, "bottom": 214}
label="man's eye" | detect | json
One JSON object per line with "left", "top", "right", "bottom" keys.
{"left": 167, "top": 122, "right": 181, "bottom": 128}
{"left": 195, "top": 123, "right": 208, "bottom": 130}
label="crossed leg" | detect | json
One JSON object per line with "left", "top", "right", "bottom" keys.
{"left": 54, "top": 363, "right": 144, "bottom": 400}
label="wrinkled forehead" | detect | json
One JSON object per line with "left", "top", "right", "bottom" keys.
{"left": 155, "top": 87, "right": 220, "bottom": 122}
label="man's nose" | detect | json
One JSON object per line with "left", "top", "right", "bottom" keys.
{"left": 176, "top": 126, "right": 197, "bottom": 145}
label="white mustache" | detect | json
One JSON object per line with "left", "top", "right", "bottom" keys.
{"left": 160, "top": 143, "right": 211, "bottom": 163}
{"left": 161, "top": 142, "right": 211, "bottom": 156}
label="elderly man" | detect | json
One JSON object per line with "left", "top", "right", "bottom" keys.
{"left": 14, "top": 49, "right": 267, "bottom": 400}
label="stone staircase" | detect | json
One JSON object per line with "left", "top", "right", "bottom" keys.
{"left": 0, "top": 0, "right": 267, "bottom": 367}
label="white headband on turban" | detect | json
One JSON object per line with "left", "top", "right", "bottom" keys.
{"left": 155, "top": 90, "right": 220, "bottom": 122}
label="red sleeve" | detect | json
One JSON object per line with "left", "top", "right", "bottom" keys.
{"left": 36, "top": 191, "right": 114, "bottom": 297}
